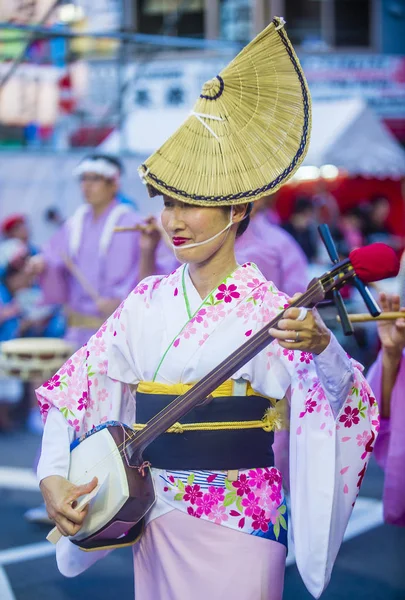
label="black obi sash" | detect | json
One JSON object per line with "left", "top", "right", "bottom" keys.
{"left": 135, "top": 392, "right": 275, "bottom": 471}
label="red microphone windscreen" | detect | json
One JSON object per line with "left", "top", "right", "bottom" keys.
{"left": 349, "top": 243, "right": 400, "bottom": 283}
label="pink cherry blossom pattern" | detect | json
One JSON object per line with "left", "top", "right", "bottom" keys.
{"left": 38, "top": 399, "right": 50, "bottom": 419}
{"left": 77, "top": 391, "right": 89, "bottom": 411}
{"left": 98, "top": 360, "right": 108, "bottom": 375}
{"left": 57, "top": 390, "right": 75, "bottom": 411}
{"left": 236, "top": 302, "right": 254, "bottom": 320}
{"left": 97, "top": 389, "right": 109, "bottom": 402}
{"left": 43, "top": 374, "right": 62, "bottom": 391}
{"left": 196, "top": 493, "right": 214, "bottom": 516}
{"left": 270, "top": 483, "right": 282, "bottom": 506}
{"left": 95, "top": 322, "right": 107, "bottom": 338}
{"left": 241, "top": 492, "right": 261, "bottom": 517}
{"left": 356, "top": 430, "right": 371, "bottom": 447}
{"left": 192, "top": 308, "right": 206, "bottom": 324}
{"left": 247, "top": 278, "right": 262, "bottom": 289}
{"left": 339, "top": 406, "right": 360, "bottom": 428}
{"left": 59, "top": 359, "right": 75, "bottom": 377}
{"left": 208, "top": 486, "right": 225, "bottom": 504}
{"left": 205, "top": 304, "right": 226, "bottom": 322}
{"left": 215, "top": 283, "right": 240, "bottom": 303}
{"left": 198, "top": 334, "right": 209, "bottom": 347}
{"left": 90, "top": 338, "right": 106, "bottom": 357}
{"left": 67, "top": 418, "right": 80, "bottom": 432}
{"left": 252, "top": 286, "right": 268, "bottom": 303}
{"left": 248, "top": 468, "right": 267, "bottom": 489}
{"left": 234, "top": 266, "right": 257, "bottom": 283}
{"left": 208, "top": 504, "right": 229, "bottom": 525}
{"left": 183, "top": 484, "right": 203, "bottom": 505}
{"left": 299, "top": 352, "right": 313, "bottom": 364}
{"left": 232, "top": 474, "right": 251, "bottom": 497}
{"left": 268, "top": 505, "right": 280, "bottom": 525}
{"left": 283, "top": 348, "right": 295, "bottom": 362}
{"left": 263, "top": 467, "right": 282, "bottom": 487}
{"left": 181, "top": 321, "right": 197, "bottom": 339}
{"left": 297, "top": 368, "right": 309, "bottom": 384}
{"left": 251, "top": 509, "right": 270, "bottom": 533}
{"left": 113, "top": 301, "right": 125, "bottom": 319}
{"left": 299, "top": 397, "right": 317, "bottom": 418}
{"left": 265, "top": 292, "right": 285, "bottom": 310}
{"left": 133, "top": 282, "right": 148, "bottom": 296}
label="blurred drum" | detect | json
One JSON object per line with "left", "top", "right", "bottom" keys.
{"left": 0, "top": 338, "right": 73, "bottom": 382}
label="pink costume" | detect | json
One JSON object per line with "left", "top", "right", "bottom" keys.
{"left": 235, "top": 211, "right": 308, "bottom": 297}
{"left": 40, "top": 200, "right": 177, "bottom": 349}
{"left": 235, "top": 211, "right": 309, "bottom": 480}
{"left": 367, "top": 351, "right": 405, "bottom": 526}
{"left": 37, "top": 262, "right": 378, "bottom": 599}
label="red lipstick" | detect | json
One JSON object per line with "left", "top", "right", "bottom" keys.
{"left": 172, "top": 237, "right": 189, "bottom": 246}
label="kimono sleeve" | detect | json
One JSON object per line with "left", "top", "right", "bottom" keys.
{"left": 367, "top": 351, "right": 405, "bottom": 526}
{"left": 35, "top": 279, "right": 160, "bottom": 578}
{"left": 35, "top": 278, "right": 160, "bottom": 438}
{"left": 251, "top": 284, "right": 379, "bottom": 598}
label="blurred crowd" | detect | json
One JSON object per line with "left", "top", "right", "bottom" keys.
{"left": 0, "top": 154, "right": 403, "bottom": 435}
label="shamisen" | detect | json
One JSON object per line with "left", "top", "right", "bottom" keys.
{"left": 36, "top": 18, "right": 378, "bottom": 600}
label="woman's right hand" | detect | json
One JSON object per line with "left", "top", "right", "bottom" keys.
{"left": 40, "top": 475, "right": 98, "bottom": 537}
{"left": 138, "top": 216, "right": 162, "bottom": 254}
{"left": 377, "top": 293, "right": 405, "bottom": 358}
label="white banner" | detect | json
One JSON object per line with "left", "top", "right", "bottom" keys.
{"left": 300, "top": 54, "right": 405, "bottom": 120}
{"left": 0, "top": 64, "right": 62, "bottom": 126}
{"left": 0, "top": 0, "right": 56, "bottom": 23}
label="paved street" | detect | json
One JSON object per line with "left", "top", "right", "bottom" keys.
{"left": 0, "top": 429, "right": 404, "bottom": 600}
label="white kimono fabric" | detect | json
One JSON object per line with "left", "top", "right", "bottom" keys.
{"left": 36, "top": 263, "right": 378, "bottom": 598}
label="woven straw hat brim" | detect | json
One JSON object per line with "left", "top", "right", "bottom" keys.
{"left": 138, "top": 17, "right": 311, "bottom": 206}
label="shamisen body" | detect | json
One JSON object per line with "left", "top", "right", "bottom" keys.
{"left": 36, "top": 19, "right": 379, "bottom": 600}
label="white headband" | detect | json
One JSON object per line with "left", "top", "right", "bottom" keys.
{"left": 73, "top": 158, "right": 120, "bottom": 180}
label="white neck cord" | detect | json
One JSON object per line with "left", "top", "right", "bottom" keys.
{"left": 170, "top": 207, "right": 234, "bottom": 252}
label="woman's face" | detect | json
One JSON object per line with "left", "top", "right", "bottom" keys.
{"left": 161, "top": 197, "right": 233, "bottom": 265}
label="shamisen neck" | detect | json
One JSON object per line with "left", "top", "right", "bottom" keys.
{"left": 130, "top": 276, "right": 326, "bottom": 458}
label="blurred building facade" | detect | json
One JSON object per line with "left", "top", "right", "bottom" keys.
{"left": 0, "top": 0, "right": 404, "bottom": 149}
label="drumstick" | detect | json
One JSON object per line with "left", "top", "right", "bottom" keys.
{"left": 114, "top": 225, "right": 144, "bottom": 233}
{"left": 46, "top": 482, "right": 102, "bottom": 545}
{"left": 114, "top": 217, "right": 162, "bottom": 235}
{"left": 338, "top": 312, "right": 405, "bottom": 324}
{"left": 61, "top": 254, "right": 100, "bottom": 304}
{"left": 114, "top": 220, "right": 174, "bottom": 252}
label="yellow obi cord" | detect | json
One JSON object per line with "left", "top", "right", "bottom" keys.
{"left": 133, "top": 380, "right": 287, "bottom": 434}
{"left": 137, "top": 380, "right": 276, "bottom": 403}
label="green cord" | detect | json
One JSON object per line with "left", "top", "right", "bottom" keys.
{"left": 152, "top": 264, "right": 241, "bottom": 381}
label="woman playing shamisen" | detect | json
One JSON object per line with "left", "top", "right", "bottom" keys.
{"left": 37, "top": 18, "right": 378, "bottom": 600}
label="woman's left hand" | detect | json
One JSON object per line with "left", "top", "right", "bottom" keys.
{"left": 269, "top": 295, "right": 331, "bottom": 355}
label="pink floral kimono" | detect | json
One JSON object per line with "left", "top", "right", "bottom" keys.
{"left": 36, "top": 263, "right": 379, "bottom": 599}
{"left": 367, "top": 351, "right": 405, "bottom": 526}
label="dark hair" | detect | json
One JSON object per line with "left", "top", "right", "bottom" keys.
{"left": 85, "top": 154, "right": 124, "bottom": 175}
{"left": 44, "top": 207, "right": 62, "bottom": 222}
{"left": 223, "top": 203, "right": 252, "bottom": 238}
{"left": 369, "top": 194, "right": 389, "bottom": 207}
{"left": 293, "top": 196, "right": 314, "bottom": 215}
{"left": 236, "top": 203, "right": 252, "bottom": 237}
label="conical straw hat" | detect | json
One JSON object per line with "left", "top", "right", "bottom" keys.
{"left": 138, "top": 17, "right": 311, "bottom": 206}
